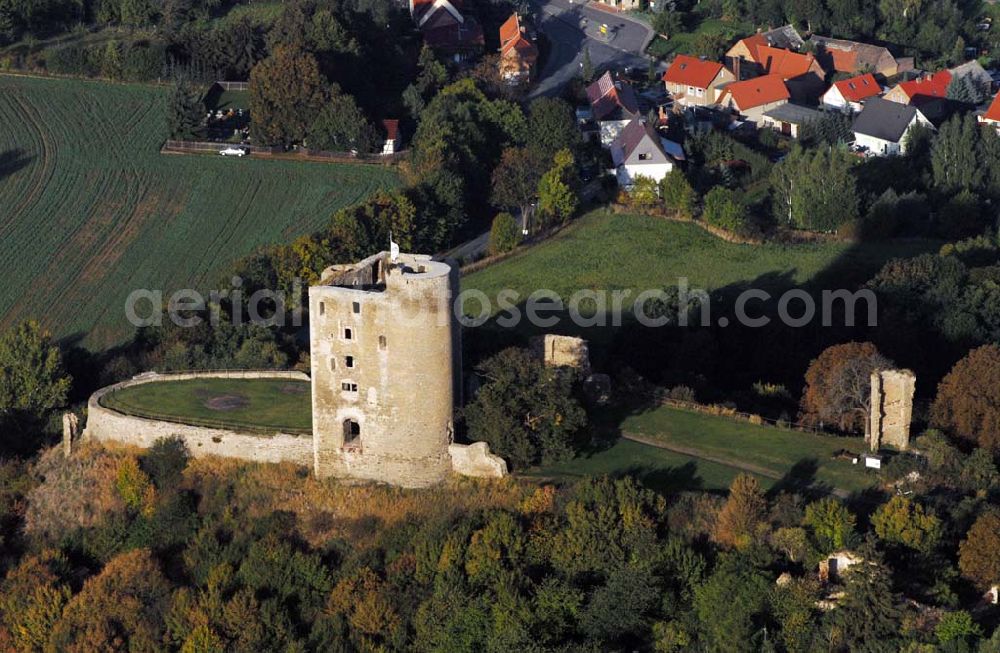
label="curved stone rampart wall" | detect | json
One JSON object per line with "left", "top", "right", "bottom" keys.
{"left": 83, "top": 371, "right": 313, "bottom": 466}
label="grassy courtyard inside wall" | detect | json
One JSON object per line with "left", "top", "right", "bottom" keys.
{"left": 100, "top": 377, "right": 313, "bottom": 433}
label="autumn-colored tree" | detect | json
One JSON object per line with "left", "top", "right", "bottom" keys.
{"left": 547, "top": 477, "right": 665, "bottom": 578}
{"left": 465, "top": 511, "right": 527, "bottom": 587}
{"left": 48, "top": 548, "right": 171, "bottom": 652}
{"left": 0, "top": 550, "right": 71, "bottom": 653}
{"left": 958, "top": 511, "right": 1000, "bottom": 590}
{"left": 871, "top": 496, "right": 942, "bottom": 553}
{"left": 800, "top": 342, "right": 891, "bottom": 434}
{"left": 115, "top": 456, "right": 156, "bottom": 516}
{"left": 930, "top": 344, "right": 1000, "bottom": 451}
{"left": 328, "top": 567, "right": 403, "bottom": 648}
{"left": 714, "top": 473, "right": 767, "bottom": 549}
{"left": 249, "top": 46, "right": 328, "bottom": 146}
{"left": 803, "top": 497, "right": 856, "bottom": 553}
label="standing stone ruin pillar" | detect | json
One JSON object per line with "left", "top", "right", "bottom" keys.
{"left": 62, "top": 412, "right": 80, "bottom": 458}
{"left": 868, "top": 369, "right": 916, "bottom": 452}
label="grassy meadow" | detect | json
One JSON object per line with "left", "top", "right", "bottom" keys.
{"left": 621, "top": 405, "right": 873, "bottom": 493}
{"left": 0, "top": 75, "right": 399, "bottom": 348}
{"left": 101, "top": 377, "right": 312, "bottom": 433}
{"left": 529, "top": 405, "right": 874, "bottom": 495}
{"left": 526, "top": 437, "right": 777, "bottom": 492}
{"left": 463, "top": 211, "right": 939, "bottom": 304}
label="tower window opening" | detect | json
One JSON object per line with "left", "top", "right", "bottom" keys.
{"left": 378, "top": 335, "right": 387, "bottom": 350}
{"left": 341, "top": 382, "right": 358, "bottom": 392}
{"left": 329, "top": 357, "right": 336, "bottom": 371}
{"left": 343, "top": 419, "right": 361, "bottom": 448}
{"left": 346, "top": 356, "right": 354, "bottom": 368}
{"left": 319, "top": 302, "right": 325, "bottom": 315}
{"left": 352, "top": 301, "right": 361, "bottom": 314}
{"left": 344, "top": 327, "right": 353, "bottom": 340}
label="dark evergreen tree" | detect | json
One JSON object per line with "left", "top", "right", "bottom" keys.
{"left": 166, "top": 77, "right": 203, "bottom": 140}
{"left": 826, "top": 545, "right": 901, "bottom": 652}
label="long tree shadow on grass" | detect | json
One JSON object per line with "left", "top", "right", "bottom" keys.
{"left": 0, "top": 149, "right": 31, "bottom": 182}
{"left": 464, "top": 233, "right": 957, "bottom": 494}
{"left": 610, "top": 462, "right": 706, "bottom": 495}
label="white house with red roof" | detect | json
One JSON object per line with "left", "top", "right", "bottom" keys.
{"left": 662, "top": 55, "right": 735, "bottom": 107}
{"left": 821, "top": 73, "right": 883, "bottom": 112}
{"left": 716, "top": 74, "right": 791, "bottom": 125}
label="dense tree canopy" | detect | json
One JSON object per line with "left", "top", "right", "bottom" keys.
{"left": 463, "top": 347, "right": 587, "bottom": 468}
{"left": 249, "top": 46, "right": 327, "bottom": 146}
{"left": 931, "top": 344, "right": 1000, "bottom": 451}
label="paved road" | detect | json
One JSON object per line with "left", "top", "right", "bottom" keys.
{"left": 529, "top": 0, "right": 658, "bottom": 98}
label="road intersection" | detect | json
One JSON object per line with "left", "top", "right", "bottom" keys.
{"left": 528, "top": 0, "right": 659, "bottom": 97}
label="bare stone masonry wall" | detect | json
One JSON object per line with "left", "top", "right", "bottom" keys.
{"left": 83, "top": 371, "right": 314, "bottom": 467}
{"left": 868, "top": 369, "right": 916, "bottom": 452}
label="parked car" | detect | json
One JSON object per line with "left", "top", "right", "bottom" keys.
{"left": 219, "top": 147, "right": 248, "bottom": 157}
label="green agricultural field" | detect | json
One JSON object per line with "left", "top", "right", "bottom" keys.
{"left": 0, "top": 75, "right": 399, "bottom": 348}
{"left": 463, "top": 210, "right": 939, "bottom": 312}
{"left": 101, "top": 377, "right": 312, "bottom": 433}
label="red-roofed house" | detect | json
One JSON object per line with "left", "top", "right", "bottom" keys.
{"left": 716, "top": 75, "right": 791, "bottom": 124}
{"left": 498, "top": 14, "right": 537, "bottom": 84}
{"left": 725, "top": 25, "right": 805, "bottom": 79}
{"left": 821, "top": 73, "right": 883, "bottom": 112}
{"left": 662, "top": 54, "right": 735, "bottom": 106}
{"left": 979, "top": 94, "right": 1000, "bottom": 133}
{"left": 809, "top": 35, "right": 907, "bottom": 77}
{"left": 755, "top": 45, "right": 825, "bottom": 101}
{"left": 410, "top": 0, "right": 483, "bottom": 57}
{"left": 381, "top": 119, "right": 401, "bottom": 155}
{"left": 884, "top": 70, "right": 952, "bottom": 106}
{"left": 586, "top": 71, "right": 641, "bottom": 145}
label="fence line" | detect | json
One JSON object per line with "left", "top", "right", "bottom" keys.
{"left": 161, "top": 140, "right": 407, "bottom": 164}
{"left": 214, "top": 80, "right": 249, "bottom": 91}
{"left": 650, "top": 391, "right": 847, "bottom": 438}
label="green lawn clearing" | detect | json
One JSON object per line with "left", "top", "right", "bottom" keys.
{"left": 0, "top": 75, "right": 399, "bottom": 348}
{"left": 101, "top": 377, "right": 312, "bottom": 434}
{"left": 526, "top": 437, "right": 776, "bottom": 492}
{"left": 621, "top": 405, "right": 875, "bottom": 494}
{"left": 462, "top": 210, "right": 939, "bottom": 312}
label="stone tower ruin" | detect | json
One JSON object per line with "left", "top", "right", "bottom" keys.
{"left": 308, "top": 251, "right": 461, "bottom": 487}
{"left": 868, "top": 369, "right": 916, "bottom": 452}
